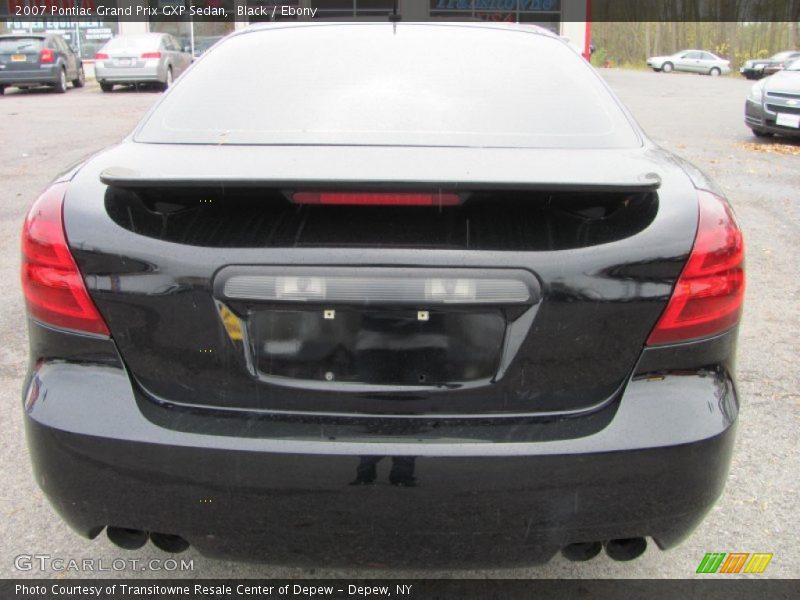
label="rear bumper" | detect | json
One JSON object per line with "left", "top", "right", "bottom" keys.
{"left": 0, "top": 65, "right": 59, "bottom": 86}
{"left": 23, "top": 326, "right": 739, "bottom": 568}
{"left": 95, "top": 64, "right": 163, "bottom": 84}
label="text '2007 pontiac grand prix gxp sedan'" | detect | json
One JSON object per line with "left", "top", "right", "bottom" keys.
{"left": 21, "top": 22, "right": 744, "bottom": 568}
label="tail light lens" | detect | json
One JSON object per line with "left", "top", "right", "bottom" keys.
{"left": 95, "top": 52, "right": 109, "bottom": 60}
{"left": 39, "top": 48, "right": 55, "bottom": 64}
{"left": 141, "top": 52, "right": 162, "bottom": 59}
{"left": 21, "top": 183, "right": 110, "bottom": 336}
{"left": 647, "top": 190, "right": 744, "bottom": 345}
{"left": 291, "top": 192, "right": 461, "bottom": 206}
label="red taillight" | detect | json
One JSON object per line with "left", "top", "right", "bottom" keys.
{"left": 647, "top": 190, "right": 745, "bottom": 345}
{"left": 21, "top": 183, "right": 110, "bottom": 336}
{"left": 95, "top": 52, "right": 109, "bottom": 60}
{"left": 39, "top": 48, "right": 54, "bottom": 64}
{"left": 291, "top": 192, "right": 461, "bottom": 206}
{"left": 141, "top": 52, "right": 161, "bottom": 59}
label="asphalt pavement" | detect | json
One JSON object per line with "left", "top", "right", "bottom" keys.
{"left": 0, "top": 70, "right": 798, "bottom": 579}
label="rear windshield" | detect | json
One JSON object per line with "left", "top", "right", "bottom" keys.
{"left": 0, "top": 37, "right": 43, "bottom": 53}
{"left": 136, "top": 24, "right": 641, "bottom": 149}
{"left": 102, "top": 36, "right": 161, "bottom": 52}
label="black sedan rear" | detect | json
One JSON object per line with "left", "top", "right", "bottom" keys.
{"left": 21, "top": 23, "right": 744, "bottom": 568}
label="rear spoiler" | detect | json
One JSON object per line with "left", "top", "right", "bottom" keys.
{"left": 97, "top": 144, "right": 663, "bottom": 193}
{"left": 100, "top": 166, "right": 662, "bottom": 193}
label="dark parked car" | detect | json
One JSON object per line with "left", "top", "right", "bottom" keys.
{"left": 740, "top": 50, "right": 800, "bottom": 79}
{"left": 22, "top": 22, "right": 744, "bottom": 568}
{"left": 745, "top": 59, "right": 800, "bottom": 138}
{"left": 0, "top": 33, "right": 84, "bottom": 94}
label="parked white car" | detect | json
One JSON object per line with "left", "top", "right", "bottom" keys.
{"left": 647, "top": 50, "right": 731, "bottom": 76}
{"left": 94, "top": 33, "right": 192, "bottom": 92}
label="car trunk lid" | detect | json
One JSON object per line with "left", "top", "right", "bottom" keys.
{"left": 64, "top": 143, "right": 698, "bottom": 416}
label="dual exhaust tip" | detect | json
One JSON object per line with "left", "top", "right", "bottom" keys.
{"left": 561, "top": 538, "right": 648, "bottom": 562}
{"left": 106, "top": 527, "right": 189, "bottom": 554}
